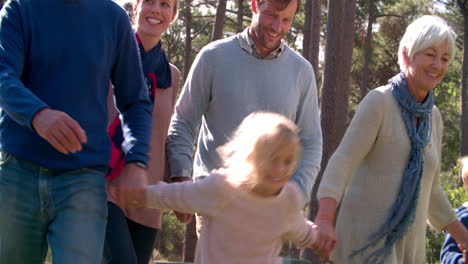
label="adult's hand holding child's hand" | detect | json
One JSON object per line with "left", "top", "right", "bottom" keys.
{"left": 108, "top": 163, "right": 148, "bottom": 208}
{"left": 312, "top": 218, "right": 337, "bottom": 259}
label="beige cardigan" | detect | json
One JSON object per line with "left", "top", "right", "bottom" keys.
{"left": 317, "top": 86, "right": 457, "bottom": 264}
{"left": 107, "top": 64, "right": 180, "bottom": 229}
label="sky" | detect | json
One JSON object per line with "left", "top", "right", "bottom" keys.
{"left": 114, "top": 0, "right": 127, "bottom": 6}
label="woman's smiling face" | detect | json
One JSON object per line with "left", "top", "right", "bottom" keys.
{"left": 134, "top": 0, "right": 177, "bottom": 41}
{"left": 405, "top": 41, "right": 450, "bottom": 101}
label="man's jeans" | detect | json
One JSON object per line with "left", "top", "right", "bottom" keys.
{"left": 0, "top": 151, "right": 107, "bottom": 264}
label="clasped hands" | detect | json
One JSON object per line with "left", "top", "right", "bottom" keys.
{"left": 309, "top": 218, "right": 338, "bottom": 261}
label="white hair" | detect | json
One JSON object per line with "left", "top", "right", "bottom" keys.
{"left": 398, "top": 15, "right": 457, "bottom": 72}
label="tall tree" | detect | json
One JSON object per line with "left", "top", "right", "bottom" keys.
{"left": 336, "top": 0, "right": 357, "bottom": 140}
{"left": 121, "top": 2, "right": 134, "bottom": 20}
{"left": 304, "top": 0, "right": 346, "bottom": 260}
{"left": 302, "top": 0, "right": 322, "bottom": 79}
{"left": 458, "top": 0, "right": 468, "bottom": 156}
{"left": 359, "top": 0, "right": 377, "bottom": 100}
{"left": 181, "top": 2, "right": 198, "bottom": 261}
{"left": 237, "top": 0, "right": 245, "bottom": 33}
{"left": 183, "top": 221, "right": 197, "bottom": 262}
{"left": 211, "top": 0, "right": 228, "bottom": 41}
{"left": 183, "top": 0, "right": 194, "bottom": 81}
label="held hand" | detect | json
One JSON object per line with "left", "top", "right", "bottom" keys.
{"left": 463, "top": 249, "right": 468, "bottom": 263}
{"left": 171, "top": 176, "right": 193, "bottom": 224}
{"left": 459, "top": 242, "right": 468, "bottom": 252}
{"left": 173, "top": 211, "right": 193, "bottom": 224}
{"left": 108, "top": 163, "right": 148, "bottom": 208}
{"left": 32, "top": 108, "right": 87, "bottom": 154}
{"left": 312, "top": 218, "right": 338, "bottom": 258}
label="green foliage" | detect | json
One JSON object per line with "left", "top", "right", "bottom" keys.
{"left": 348, "top": 0, "right": 432, "bottom": 108}
{"left": 436, "top": 52, "right": 463, "bottom": 171}
{"left": 426, "top": 225, "right": 446, "bottom": 264}
{"left": 163, "top": 19, "right": 188, "bottom": 74}
{"left": 154, "top": 212, "right": 186, "bottom": 261}
{"left": 426, "top": 164, "right": 468, "bottom": 263}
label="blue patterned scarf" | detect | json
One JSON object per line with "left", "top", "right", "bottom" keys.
{"left": 351, "top": 72, "right": 434, "bottom": 263}
{"left": 135, "top": 34, "right": 172, "bottom": 101}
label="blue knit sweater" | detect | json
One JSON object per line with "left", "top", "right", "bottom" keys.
{"left": 0, "top": 0, "right": 152, "bottom": 170}
{"left": 440, "top": 203, "right": 468, "bottom": 264}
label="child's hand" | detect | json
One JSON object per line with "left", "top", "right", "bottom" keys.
{"left": 463, "top": 249, "right": 468, "bottom": 263}
{"left": 171, "top": 176, "right": 194, "bottom": 224}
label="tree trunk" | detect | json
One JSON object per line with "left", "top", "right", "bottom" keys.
{"left": 459, "top": 0, "right": 468, "bottom": 156}
{"left": 359, "top": 0, "right": 376, "bottom": 101}
{"left": 237, "top": 0, "right": 244, "bottom": 33}
{"left": 182, "top": 221, "right": 197, "bottom": 262}
{"left": 211, "top": 0, "right": 228, "bottom": 41}
{"left": 183, "top": 0, "right": 193, "bottom": 81}
{"left": 181, "top": 2, "right": 197, "bottom": 261}
{"left": 304, "top": 0, "right": 345, "bottom": 260}
{"left": 302, "top": 0, "right": 322, "bottom": 79}
{"left": 336, "top": 0, "right": 356, "bottom": 140}
{"left": 302, "top": 0, "right": 313, "bottom": 61}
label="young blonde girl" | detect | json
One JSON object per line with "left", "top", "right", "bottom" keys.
{"left": 145, "top": 111, "right": 319, "bottom": 264}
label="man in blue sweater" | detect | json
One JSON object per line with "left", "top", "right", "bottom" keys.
{"left": 0, "top": 0, "right": 153, "bottom": 263}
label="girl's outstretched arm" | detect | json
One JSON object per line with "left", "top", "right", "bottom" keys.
{"left": 145, "top": 172, "right": 235, "bottom": 216}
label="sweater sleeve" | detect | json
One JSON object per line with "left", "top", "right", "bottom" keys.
{"left": 290, "top": 63, "right": 322, "bottom": 204}
{"left": 283, "top": 183, "right": 317, "bottom": 247}
{"left": 110, "top": 10, "right": 153, "bottom": 165}
{"left": 0, "top": 0, "right": 49, "bottom": 130}
{"left": 284, "top": 213, "right": 317, "bottom": 248}
{"left": 317, "top": 89, "right": 385, "bottom": 203}
{"left": 440, "top": 208, "right": 468, "bottom": 264}
{"left": 145, "top": 173, "right": 234, "bottom": 216}
{"left": 440, "top": 231, "right": 464, "bottom": 264}
{"left": 166, "top": 47, "right": 212, "bottom": 179}
{"left": 427, "top": 108, "right": 458, "bottom": 231}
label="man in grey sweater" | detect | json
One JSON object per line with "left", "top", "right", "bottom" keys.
{"left": 167, "top": 0, "right": 322, "bottom": 221}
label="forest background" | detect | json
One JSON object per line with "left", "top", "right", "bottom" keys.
{"left": 1, "top": 0, "right": 468, "bottom": 263}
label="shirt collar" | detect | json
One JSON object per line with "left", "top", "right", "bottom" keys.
{"left": 237, "top": 27, "right": 285, "bottom": 60}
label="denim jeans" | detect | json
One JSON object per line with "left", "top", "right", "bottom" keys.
{"left": 0, "top": 151, "right": 107, "bottom": 264}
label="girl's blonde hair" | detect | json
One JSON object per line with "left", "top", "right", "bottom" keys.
{"left": 217, "top": 112, "right": 302, "bottom": 189}
{"left": 460, "top": 156, "right": 468, "bottom": 187}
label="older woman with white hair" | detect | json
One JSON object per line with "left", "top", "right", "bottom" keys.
{"left": 313, "top": 15, "right": 468, "bottom": 263}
